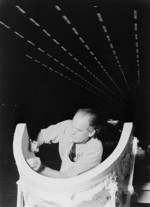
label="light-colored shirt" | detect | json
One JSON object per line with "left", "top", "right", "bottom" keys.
{"left": 40, "top": 120, "right": 103, "bottom": 177}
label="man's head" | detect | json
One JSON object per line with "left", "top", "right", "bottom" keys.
{"left": 71, "top": 108, "right": 100, "bottom": 144}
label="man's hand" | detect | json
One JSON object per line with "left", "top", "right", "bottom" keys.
{"left": 27, "top": 157, "right": 42, "bottom": 172}
{"left": 29, "top": 140, "right": 39, "bottom": 153}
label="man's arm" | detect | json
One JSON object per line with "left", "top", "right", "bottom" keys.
{"left": 30, "top": 120, "right": 71, "bottom": 153}
{"left": 39, "top": 166, "right": 69, "bottom": 178}
{"left": 27, "top": 157, "right": 69, "bottom": 178}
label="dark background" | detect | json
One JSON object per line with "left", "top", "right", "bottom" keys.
{"left": 0, "top": 0, "right": 150, "bottom": 163}
{"left": 0, "top": 1, "right": 150, "bottom": 206}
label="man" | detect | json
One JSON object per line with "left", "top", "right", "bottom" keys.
{"left": 27, "top": 108, "right": 103, "bottom": 178}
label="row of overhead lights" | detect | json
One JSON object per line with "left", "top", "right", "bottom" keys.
{"left": 26, "top": 54, "right": 115, "bottom": 101}
{"left": 0, "top": 18, "right": 111, "bottom": 99}
{"left": 16, "top": 15, "right": 115, "bottom": 99}
{"left": 96, "top": 11, "right": 130, "bottom": 91}
{"left": 0, "top": 17, "right": 114, "bottom": 102}
{"left": 45, "top": 54, "right": 113, "bottom": 99}
{"left": 26, "top": 54, "right": 114, "bottom": 101}
{"left": 1, "top": 103, "right": 19, "bottom": 107}
{"left": 55, "top": 5, "right": 125, "bottom": 97}
{"left": 133, "top": 10, "right": 140, "bottom": 85}
{"left": 15, "top": 5, "right": 117, "bottom": 99}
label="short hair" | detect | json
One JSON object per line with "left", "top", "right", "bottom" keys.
{"left": 75, "top": 108, "right": 101, "bottom": 134}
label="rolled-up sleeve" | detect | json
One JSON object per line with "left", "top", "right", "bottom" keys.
{"left": 40, "top": 120, "right": 71, "bottom": 144}
{"left": 66, "top": 141, "right": 103, "bottom": 177}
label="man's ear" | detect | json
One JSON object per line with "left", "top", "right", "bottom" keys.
{"left": 89, "top": 129, "right": 96, "bottom": 137}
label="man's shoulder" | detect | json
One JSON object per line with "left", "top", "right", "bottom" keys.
{"left": 55, "top": 119, "right": 72, "bottom": 131}
{"left": 59, "top": 119, "right": 72, "bottom": 126}
{"left": 42, "top": 119, "right": 72, "bottom": 131}
{"left": 82, "top": 138, "right": 103, "bottom": 159}
{"left": 89, "top": 138, "right": 103, "bottom": 151}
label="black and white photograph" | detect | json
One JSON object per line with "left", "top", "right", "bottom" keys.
{"left": 0, "top": 0, "right": 150, "bottom": 206}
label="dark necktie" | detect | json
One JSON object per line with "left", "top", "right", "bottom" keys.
{"left": 69, "top": 143, "right": 76, "bottom": 162}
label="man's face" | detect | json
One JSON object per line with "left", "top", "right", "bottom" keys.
{"left": 71, "top": 112, "right": 93, "bottom": 144}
